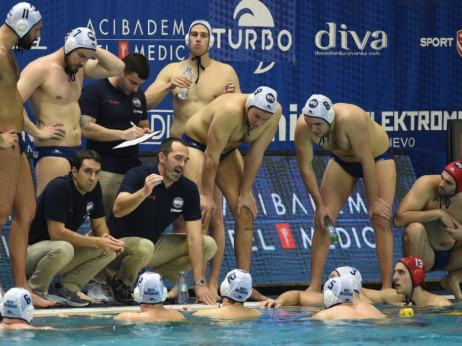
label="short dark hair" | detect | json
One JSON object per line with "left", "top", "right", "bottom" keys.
{"left": 157, "top": 137, "right": 188, "bottom": 159}
{"left": 122, "top": 53, "right": 150, "bottom": 80}
{"left": 71, "top": 149, "right": 101, "bottom": 171}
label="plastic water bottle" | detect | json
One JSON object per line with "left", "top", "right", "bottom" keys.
{"left": 178, "top": 67, "right": 193, "bottom": 100}
{"left": 324, "top": 216, "right": 339, "bottom": 244}
{"left": 177, "top": 271, "right": 188, "bottom": 304}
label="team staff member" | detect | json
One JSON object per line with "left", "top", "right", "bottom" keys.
{"left": 80, "top": 52, "right": 151, "bottom": 218}
{"left": 26, "top": 150, "right": 124, "bottom": 307}
{"left": 107, "top": 138, "right": 217, "bottom": 305}
{"left": 79, "top": 52, "right": 151, "bottom": 302}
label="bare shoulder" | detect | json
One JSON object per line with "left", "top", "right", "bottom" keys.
{"left": 409, "top": 174, "right": 440, "bottom": 195}
{"left": 211, "top": 59, "right": 237, "bottom": 72}
{"left": 22, "top": 54, "right": 53, "bottom": 75}
{"left": 433, "top": 294, "right": 452, "bottom": 307}
{"left": 415, "top": 174, "right": 439, "bottom": 186}
{"left": 214, "top": 93, "right": 245, "bottom": 115}
{"left": 335, "top": 102, "right": 366, "bottom": 115}
{"left": 113, "top": 312, "right": 135, "bottom": 320}
{"left": 334, "top": 102, "right": 369, "bottom": 125}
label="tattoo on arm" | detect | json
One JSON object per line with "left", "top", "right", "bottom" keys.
{"left": 80, "top": 115, "right": 94, "bottom": 127}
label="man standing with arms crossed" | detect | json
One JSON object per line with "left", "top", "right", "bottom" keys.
{"left": 145, "top": 20, "right": 240, "bottom": 297}
{"left": 18, "top": 26, "right": 125, "bottom": 196}
{"left": 295, "top": 94, "right": 396, "bottom": 292}
{"left": 0, "top": 2, "right": 53, "bottom": 308}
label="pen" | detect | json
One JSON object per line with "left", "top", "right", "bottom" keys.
{"left": 130, "top": 121, "right": 137, "bottom": 127}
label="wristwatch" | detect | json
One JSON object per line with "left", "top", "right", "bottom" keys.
{"left": 194, "top": 278, "right": 206, "bottom": 286}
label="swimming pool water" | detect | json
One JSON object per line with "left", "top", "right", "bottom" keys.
{"left": 2, "top": 304, "right": 462, "bottom": 345}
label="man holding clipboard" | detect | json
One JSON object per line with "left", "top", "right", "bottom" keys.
{"left": 78, "top": 53, "right": 151, "bottom": 302}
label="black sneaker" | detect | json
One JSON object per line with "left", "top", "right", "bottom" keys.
{"left": 46, "top": 283, "right": 90, "bottom": 307}
{"left": 111, "top": 277, "right": 134, "bottom": 305}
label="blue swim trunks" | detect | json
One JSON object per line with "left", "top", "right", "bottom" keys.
{"left": 33, "top": 146, "right": 81, "bottom": 166}
{"left": 181, "top": 134, "right": 236, "bottom": 162}
{"left": 432, "top": 242, "right": 456, "bottom": 271}
{"left": 330, "top": 147, "right": 393, "bottom": 178}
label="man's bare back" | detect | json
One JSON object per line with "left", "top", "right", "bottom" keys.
{"left": 184, "top": 93, "right": 277, "bottom": 153}
{"left": 304, "top": 102, "right": 390, "bottom": 161}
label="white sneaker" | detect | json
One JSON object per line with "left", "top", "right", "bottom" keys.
{"left": 87, "top": 283, "right": 115, "bottom": 304}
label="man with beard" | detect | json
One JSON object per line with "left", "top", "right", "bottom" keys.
{"left": 78, "top": 53, "right": 151, "bottom": 303}
{"left": 145, "top": 20, "right": 241, "bottom": 299}
{"left": 79, "top": 53, "right": 151, "bottom": 219}
{"left": 106, "top": 138, "right": 217, "bottom": 305}
{"left": 394, "top": 161, "right": 462, "bottom": 299}
{"left": 17, "top": 26, "right": 125, "bottom": 196}
{"left": 0, "top": 2, "right": 54, "bottom": 308}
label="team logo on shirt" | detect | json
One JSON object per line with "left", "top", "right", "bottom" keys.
{"left": 171, "top": 197, "right": 184, "bottom": 212}
{"left": 84, "top": 202, "right": 94, "bottom": 219}
{"left": 132, "top": 97, "right": 142, "bottom": 108}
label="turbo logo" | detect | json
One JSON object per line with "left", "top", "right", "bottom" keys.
{"left": 211, "top": 0, "right": 295, "bottom": 73}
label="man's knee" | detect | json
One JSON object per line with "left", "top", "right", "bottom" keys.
{"left": 371, "top": 214, "right": 392, "bottom": 231}
{"left": 38, "top": 241, "right": 75, "bottom": 263}
{"left": 203, "top": 235, "right": 218, "bottom": 261}
{"left": 125, "top": 237, "right": 155, "bottom": 260}
{"left": 402, "top": 223, "right": 426, "bottom": 244}
{"left": 233, "top": 207, "right": 254, "bottom": 227}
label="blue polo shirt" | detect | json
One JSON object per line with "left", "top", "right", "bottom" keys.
{"left": 29, "top": 173, "right": 105, "bottom": 245}
{"left": 79, "top": 78, "right": 148, "bottom": 174}
{"left": 108, "top": 165, "right": 201, "bottom": 243}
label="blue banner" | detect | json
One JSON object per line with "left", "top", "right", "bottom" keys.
{"left": 4, "top": 0, "right": 461, "bottom": 177}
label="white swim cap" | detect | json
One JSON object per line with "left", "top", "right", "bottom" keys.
{"left": 220, "top": 269, "right": 252, "bottom": 302}
{"left": 5, "top": 2, "right": 42, "bottom": 39}
{"left": 246, "top": 86, "right": 278, "bottom": 114}
{"left": 134, "top": 272, "right": 167, "bottom": 304}
{"left": 302, "top": 94, "right": 335, "bottom": 126}
{"left": 335, "top": 266, "right": 362, "bottom": 293}
{"left": 323, "top": 276, "right": 354, "bottom": 309}
{"left": 0, "top": 287, "right": 34, "bottom": 324}
{"left": 185, "top": 19, "right": 215, "bottom": 50}
{"left": 64, "top": 27, "right": 97, "bottom": 55}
